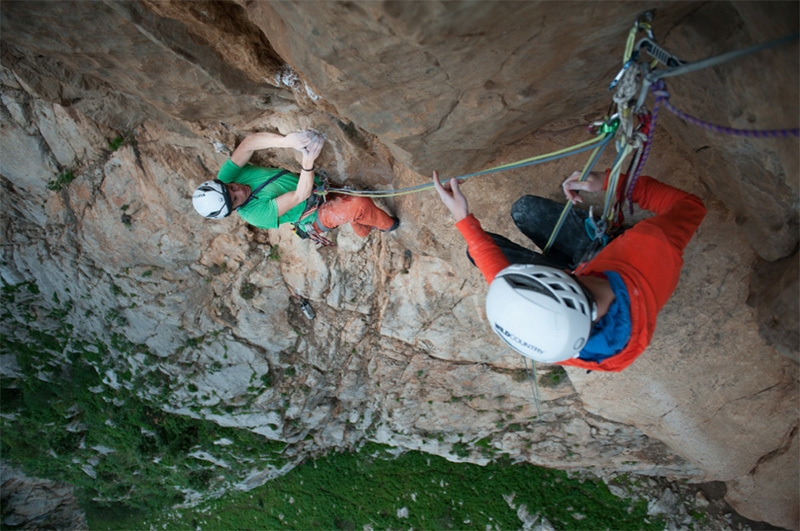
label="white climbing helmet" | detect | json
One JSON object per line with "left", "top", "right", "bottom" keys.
{"left": 485, "top": 263, "right": 597, "bottom": 363}
{"left": 193, "top": 180, "right": 232, "bottom": 219}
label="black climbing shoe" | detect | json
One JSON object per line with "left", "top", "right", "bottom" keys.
{"left": 383, "top": 217, "right": 400, "bottom": 232}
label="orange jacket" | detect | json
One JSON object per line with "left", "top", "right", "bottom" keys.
{"left": 455, "top": 175, "right": 706, "bottom": 372}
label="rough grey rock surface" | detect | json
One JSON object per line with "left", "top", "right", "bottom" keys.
{"left": 0, "top": 1, "right": 797, "bottom": 528}
{"left": 1, "top": 462, "right": 88, "bottom": 530}
{"left": 747, "top": 252, "right": 800, "bottom": 364}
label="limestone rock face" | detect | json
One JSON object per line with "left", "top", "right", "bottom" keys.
{"left": 0, "top": 1, "right": 797, "bottom": 528}
{"left": 0, "top": 462, "right": 88, "bottom": 530}
{"left": 726, "top": 431, "right": 800, "bottom": 531}
{"left": 747, "top": 252, "right": 800, "bottom": 364}
{"left": 658, "top": 2, "right": 799, "bottom": 262}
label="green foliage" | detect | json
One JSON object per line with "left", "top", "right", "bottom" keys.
{"left": 475, "top": 437, "right": 491, "bottom": 448}
{"left": 25, "top": 282, "right": 40, "bottom": 295}
{"left": 183, "top": 335, "right": 205, "bottom": 350}
{"left": 475, "top": 437, "right": 495, "bottom": 458}
{"left": 239, "top": 282, "right": 257, "bottom": 300}
{"left": 261, "top": 372, "right": 272, "bottom": 388}
{"left": 540, "top": 366, "right": 568, "bottom": 387}
{"left": 1, "top": 280, "right": 667, "bottom": 531}
{"left": 451, "top": 441, "right": 470, "bottom": 458}
{"left": 105, "top": 309, "right": 128, "bottom": 327}
{"left": 108, "top": 135, "right": 126, "bottom": 151}
{"left": 1, "top": 285, "right": 288, "bottom": 523}
{"left": 512, "top": 368, "right": 529, "bottom": 382}
{"left": 46, "top": 170, "right": 76, "bottom": 191}
{"left": 139, "top": 444, "right": 662, "bottom": 531}
{"left": 1, "top": 338, "right": 288, "bottom": 513}
{"left": 268, "top": 245, "right": 281, "bottom": 261}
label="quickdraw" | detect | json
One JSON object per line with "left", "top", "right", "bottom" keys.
{"left": 584, "top": 11, "right": 666, "bottom": 242}
{"left": 292, "top": 221, "right": 334, "bottom": 247}
{"left": 543, "top": 14, "right": 659, "bottom": 258}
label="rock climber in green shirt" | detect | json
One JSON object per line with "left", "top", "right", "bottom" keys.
{"left": 193, "top": 130, "right": 399, "bottom": 239}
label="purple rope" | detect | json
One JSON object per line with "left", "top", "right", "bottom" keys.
{"left": 627, "top": 80, "right": 798, "bottom": 212}
{"left": 660, "top": 90, "right": 799, "bottom": 138}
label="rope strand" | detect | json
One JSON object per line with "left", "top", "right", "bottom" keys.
{"left": 650, "top": 32, "right": 800, "bottom": 82}
{"left": 541, "top": 133, "right": 614, "bottom": 254}
{"left": 660, "top": 95, "right": 799, "bottom": 138}
{"left": 326, "top": 133, "right": 611, "bottom": 198}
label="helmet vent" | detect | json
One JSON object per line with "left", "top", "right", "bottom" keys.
{"left": 563, "top": 298, "right": 576, "bottom": 310}
{"left": 503, "top": 274, "right": 557, "bottom": 302}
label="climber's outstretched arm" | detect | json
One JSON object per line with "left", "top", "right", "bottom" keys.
{"left": 432, "top": 171, "right": 510, "bottom": 283}
{"left": 231, "top": 131, "right": 316, "bottom": 167}
{"left": 432, "top": 170, "right": 469, "bottom": 221}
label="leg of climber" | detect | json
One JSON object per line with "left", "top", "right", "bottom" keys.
{"left": 316, "top": 194, "right": 398, "bottom": 238}
{"left": 510, "top": 195, "right": 593, "bottom": 269}
{"left": 468, "top": 232, "right": 570, "bottom": 270}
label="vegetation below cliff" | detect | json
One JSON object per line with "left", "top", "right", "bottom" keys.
{"left": 0, "top": 281, "right": 289, "bottom": 510}
{"left": 104, "top": 446, "right": 666, "bottom": 531}
{"left": 2, "top": 279, "right": 673, "bottom": 530}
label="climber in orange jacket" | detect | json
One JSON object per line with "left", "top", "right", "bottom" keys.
{"left": 433, "top": 169, "right": 706, "bottom": 372}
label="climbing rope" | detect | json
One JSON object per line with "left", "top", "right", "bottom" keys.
{"left": 324, "top": 133, "right": 611, "bottom": 198}
{"left": 552, "top": 16, "right": 800, "bottom": 254}
{"left": 657, "top": 86, "right": 799, "bottom": 138}
{"left": 522, "top": 357, "right": 541, "bottom": 417}
{"left": 625, "top": 96, "right": 659, "bottom": 211}
{"left": 541, "top": 132, "right": 614, "bottom": 254}
{"left": 626, "top": 75, "right": 800, "bottom": 214}
{"left": 601, "top": 142, "right": 635, "bottom": 226}
{"left": 647, "top": 32, "right": 800, "bottom": 82}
